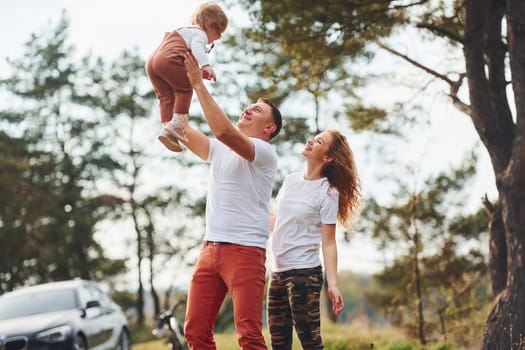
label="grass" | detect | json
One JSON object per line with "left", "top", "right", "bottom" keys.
{"left": 131, "top": 322, "right": 457, "bottom": 350}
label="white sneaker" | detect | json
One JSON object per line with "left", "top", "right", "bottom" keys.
{"left": 158, "top": 127, "right": 183, "bottom": 152}
{"left": 165, "top": 118, "right": 189, "bottom": 143}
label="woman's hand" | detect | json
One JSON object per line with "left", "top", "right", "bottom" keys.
{"left": 327, "top": 285, "right": 344, "bottom": 315}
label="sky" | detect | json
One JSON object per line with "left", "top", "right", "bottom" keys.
{"left": 1, "top": 0, "right": 201, "bottom": 63}
{"left": 1, "top": 1, "right": 497, "bottom": 289}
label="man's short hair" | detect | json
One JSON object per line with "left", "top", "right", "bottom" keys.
{"left": 258, "top": 97, "right": 282, "bottom": 139}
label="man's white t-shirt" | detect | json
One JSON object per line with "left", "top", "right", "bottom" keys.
{"left": 204, "top": 138, "right": 278, "bottom": 248}
{"left": 271, "top": 172, "right": 339, "bottom": 272}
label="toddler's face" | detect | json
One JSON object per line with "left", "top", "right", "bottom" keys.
{"left": 206, "top": 23, "right": 223, "bottom": 44}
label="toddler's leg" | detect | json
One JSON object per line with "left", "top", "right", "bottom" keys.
{"left": 165, "top": 92, "right": 192, "bottom": 143}
{"left": 145, "top": 54, "right": 175, "bottom": 124}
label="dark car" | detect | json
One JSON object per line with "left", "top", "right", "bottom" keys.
{"left": 0, "top": 279, "right": 130, "bottom": 350}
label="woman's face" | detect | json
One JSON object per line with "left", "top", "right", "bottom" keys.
{"left": 302, "top": 131, "right": 333, "bottom": 162}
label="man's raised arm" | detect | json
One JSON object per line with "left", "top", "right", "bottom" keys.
{"left": 183, "top": 52, "right": 256, "bottom": 161}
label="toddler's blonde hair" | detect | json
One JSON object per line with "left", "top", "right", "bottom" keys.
{"left": 191, "top": 2, "right": 229, "bottom": 35}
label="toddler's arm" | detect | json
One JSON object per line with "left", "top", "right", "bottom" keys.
{"left": 201, "top": 65, "right": 216, "bottom": 81}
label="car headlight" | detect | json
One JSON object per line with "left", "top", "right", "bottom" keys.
{"left": 36, "top": 325, "right": 72, "bottom": 343}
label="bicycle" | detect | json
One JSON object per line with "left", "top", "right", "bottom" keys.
{"left": 152, "top": 298, "right": 188, "bottom": 350}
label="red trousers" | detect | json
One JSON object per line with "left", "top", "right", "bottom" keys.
{"left": 145, "top": 31, "right": 192, "bottom": 123}
{"left": 184, "top": 241, "right": 268, "bottom": 350}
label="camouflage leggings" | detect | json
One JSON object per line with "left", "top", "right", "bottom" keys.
{"left": 267, "top": 265, "right": 324, "bottom": 350}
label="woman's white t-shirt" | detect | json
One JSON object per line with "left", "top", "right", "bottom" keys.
{"left": 271, "top": 172, "right": 339, "bottom": 272}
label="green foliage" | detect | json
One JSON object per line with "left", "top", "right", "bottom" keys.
{"left": 133, "top": 322, "right": 456, "bottom": 349}
{"left": 220, "top": 0, "right": 410, "bottom": 138}
{"left": 415, "top": 0, "right": 465, "bottom": 45}
{"left": 0, "top": 14, "right": 131, "bottom": 291}
{"left": 111, "top": 289, "right": 137, "bottom": 313}
{"left": 235, "top": 0, "right": 405, "bottom": 48}
{"left": 427, "top": 343, "right": 454, "bottom": 350}
{"left": 387, "top": 344, "right": 417, "bottom": 350}
{"left": 0, "top": 11, "right": 208, "bottom": 297}
{"left": 347, "top": 104, "right": 389, "bottom": 133}
{"left": 128, "top": 323, "right": 159, "bottom": 344}
{"left": 329, "top": 271, "right": 380, "bottom": 324}
{"left": 360, "top": 155, "right": 489, "bottom": 347}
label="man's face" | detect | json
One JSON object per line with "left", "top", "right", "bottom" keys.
{"left": 237, "top": 101, "right": 274, "bottom": 136}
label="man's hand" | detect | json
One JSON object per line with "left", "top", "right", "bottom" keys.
{"left": 184, "top": 52, "right": 204, "bottom": 88}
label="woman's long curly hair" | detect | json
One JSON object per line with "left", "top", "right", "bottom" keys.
{"left": 322, "top": 130, "right": 361, "bottom": 229}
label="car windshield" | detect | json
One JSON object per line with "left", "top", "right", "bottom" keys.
{"left": 0, "top": 288, "right": 78, "bottom": 319}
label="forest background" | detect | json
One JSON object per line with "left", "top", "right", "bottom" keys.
{"left": 2, "top": 1, "right": 524, "bottom": 349}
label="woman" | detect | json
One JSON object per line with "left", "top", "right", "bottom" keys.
{"left": 268, "top": 130, "right": 361, "bottom": 350}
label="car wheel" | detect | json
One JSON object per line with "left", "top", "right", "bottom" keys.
{"left": 117, "top": 329, "right": 131, "bottom": 350}
{"left": 74, "top": 335, "right": 87, "bottom": 350}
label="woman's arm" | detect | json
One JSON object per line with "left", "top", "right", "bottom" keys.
{"left": 321, "top": 223, "right": 344, "bottom": 315}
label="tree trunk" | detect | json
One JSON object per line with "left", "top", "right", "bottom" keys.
{"left": 136, "top": 280, "right": 144, "bottom": 327}
{"left": 468, "top": 0, "right": 525, "bottom": 347}
{"left": 146, "top": 212, "right": 160, "bottom": 318}
{"left": 483, "top": 199, "right": 507, "bottom": 296}
{"left": 437, "top": 308, "right": 447, "bottom": 342}
{"left": 150, "top": 282, "right": 159, "bottom": 321}
{"left": 483, "top": 180, "right": 525, "bottom": 349}
{"left": 132, "top": 202, "right": 145, "bottom": 327}
{"left": 413, "top": 230, "right": 426, "bottom": 345}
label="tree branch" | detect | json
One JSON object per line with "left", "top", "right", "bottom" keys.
{"left": 415, "top": 23, "right": 464, "bottom": 45}
{"left": 481, "top": 193, "right": 494, "bottom": 214}
{"left": 375, "top": 40, "right": 472, "bottom": 116}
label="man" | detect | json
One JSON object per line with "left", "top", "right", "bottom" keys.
{"left": 180, "top": 51, "right": 283, "bottom": 349}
